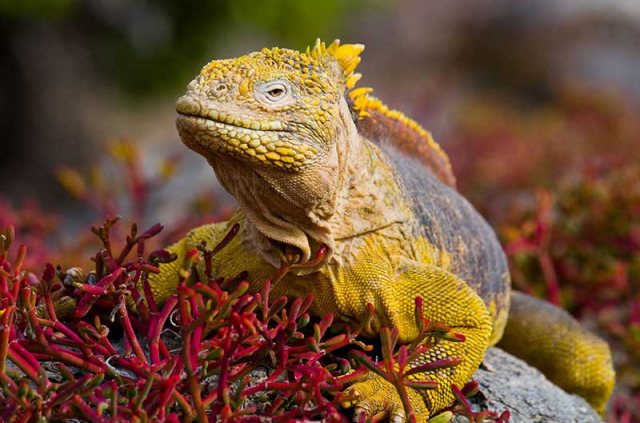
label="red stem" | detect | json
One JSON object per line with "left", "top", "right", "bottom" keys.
{"left": 72, "top": 394, "right": 111, "bottom": 423}
{"left": 7, "top": 347, "right": 40, "bottom": 386}
{"left": 0, "top": 302, "right": 15, "bottom": 375}
{"left": 179, "top": 288, "right": 207, "bottom": 422}
{"left": 118, "top": 297, "right": 149, "bottom": 366}
{"left": 539, "top": 251, "right": 560, "bottom": 305}
{"left": 149, "top": 295, "right": 178, "bottom": 364}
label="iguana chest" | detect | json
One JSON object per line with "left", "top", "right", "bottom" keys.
{"left": 203, "top": 220, "right": 449, "bottom": 333}
{"left": 203, "top": 241, "right": 343, "bottom": 317}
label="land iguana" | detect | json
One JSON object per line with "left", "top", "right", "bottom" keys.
{"left": 152, "top": 39, "right": 614, "bottom": 421}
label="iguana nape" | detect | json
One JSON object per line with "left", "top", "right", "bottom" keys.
{"left": 154, "top": 39, "right": 614, "bottom": 420}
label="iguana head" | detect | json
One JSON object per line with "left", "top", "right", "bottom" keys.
{"left": 176, "top": 39, "right": 364, "bottom": 172}
{"left": 175, "top": 40, "right": 371, "bottom": 263}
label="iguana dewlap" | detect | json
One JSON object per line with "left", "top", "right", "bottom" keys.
{"left": 154, "top": 40, "right": 615, "bottom": 420}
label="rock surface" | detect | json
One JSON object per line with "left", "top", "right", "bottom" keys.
{"left": 452, "top": 348, "right": 603, "bottom": 423}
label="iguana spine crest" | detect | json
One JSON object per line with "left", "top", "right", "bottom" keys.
{"left": 309, "top": 39, "right": 455, "bottom": 186}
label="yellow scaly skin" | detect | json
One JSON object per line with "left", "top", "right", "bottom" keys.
{"left": 158, "top": 40, "right": 614, "bottom": 420}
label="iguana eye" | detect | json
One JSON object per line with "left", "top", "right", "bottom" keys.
{"left": 255, "top": 80, "right": 294, "bottom": 107}
{"left": 264, "top": 83, "right": 287, "bottom": 101}
{"left": 267, "top": 87, "right": 285, "bottom": 98}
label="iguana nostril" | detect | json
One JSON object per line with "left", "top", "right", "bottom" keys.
{"left": 212, "top": 83, "right": 228, "bottom": 96}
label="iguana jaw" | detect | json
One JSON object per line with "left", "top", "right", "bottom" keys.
{"left": 176, "top": 95, "right": 321, "bottom": 171}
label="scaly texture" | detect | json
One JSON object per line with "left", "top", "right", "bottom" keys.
{"left": 498, "top": 292, "right": 615, "bottom": 415}
{"left": 155, "top": 39, "right": 614, "bottom": 420}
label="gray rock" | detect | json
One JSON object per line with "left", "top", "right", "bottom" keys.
{"left": 452, "top": 348, "right": 603, "bottom": 423}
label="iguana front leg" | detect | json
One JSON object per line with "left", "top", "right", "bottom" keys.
{"left": 345, "top": 261, "right": 493, "bottom": 421}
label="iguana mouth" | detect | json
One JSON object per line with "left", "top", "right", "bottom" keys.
{"left": 176, "top": 98, "right": 318, "bottom": 170}
{"left": 176, "top": 95, "right": 288, "bottom": 133}
{"left": 176, "top": 112, "right": 289, "bottom": 133}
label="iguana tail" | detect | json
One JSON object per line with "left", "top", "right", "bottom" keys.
{"left": 498, "top": 291, "right": 615, "bottom": 415}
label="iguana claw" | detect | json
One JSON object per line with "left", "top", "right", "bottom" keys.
{"left": 345, "top": 373, "right": 430, "bottom": 423}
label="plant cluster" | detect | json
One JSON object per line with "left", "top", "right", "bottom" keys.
{"left": 0, "top": 217, "right": 508, "bottom": 422}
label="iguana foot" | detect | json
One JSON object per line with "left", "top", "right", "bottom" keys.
{"left": 36, "top": 295, "right": 77, "bottom": 320}
{"left": 346, "top": 373, "right": 430, "bottom": 423}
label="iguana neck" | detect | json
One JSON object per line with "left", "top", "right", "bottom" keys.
{"left": 210, "top": 99, "right": 412, "bottom": 268}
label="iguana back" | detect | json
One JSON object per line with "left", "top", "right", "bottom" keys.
{"left": 350, "top": 90, "right": 456, "bottom": 188}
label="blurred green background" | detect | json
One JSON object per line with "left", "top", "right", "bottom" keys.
{"left": 1, "top": 0, "right": 639, "bottom": 420}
